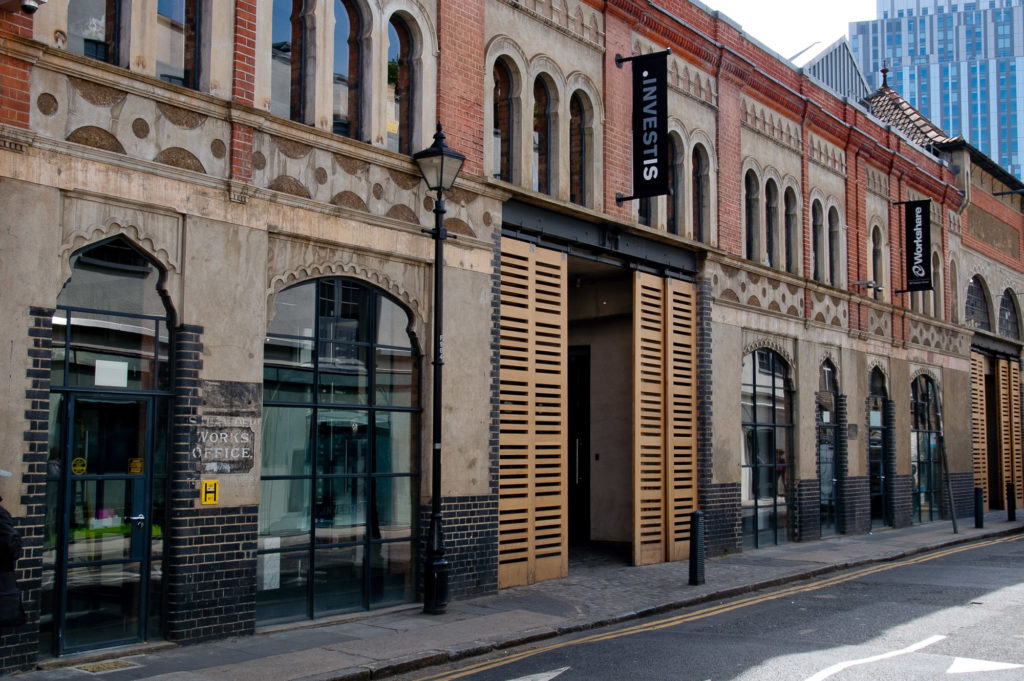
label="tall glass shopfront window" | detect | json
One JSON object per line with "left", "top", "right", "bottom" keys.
{"left": 741, "top": 349, "right": 794, "bottom": 549}
{"left": 259, "top": 278, "right": 420, "bottom": 623}
{"left": 910, "top": 375, "right": 942, "bottom": 523}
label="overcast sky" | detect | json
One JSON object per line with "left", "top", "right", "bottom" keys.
{"left": 702, "top": 0, "right": 878, "bottom": 62}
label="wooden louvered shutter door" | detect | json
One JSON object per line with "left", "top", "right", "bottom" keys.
{"left": 970, "top": 352, "right": 988, "bottom": 507}
{"left": 997, "top": 359, "right": 1013, "bottom": 505}
{"left": 1010, "top": 361, "right": 1023, "bottom": 510}
{"left": 665, "top": 278, "right": 698, "bottom": 561}
{"left": 497, "top": 238, "right": 567, "bottom": 588}
{"left": 633, "top": 272, "right": 667, "bottom": 566}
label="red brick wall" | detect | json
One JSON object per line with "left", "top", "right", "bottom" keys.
{"left": 602, "top": 12, "right": 633, "bottom": 221}
{"left": 0, "top": 10, "right": 32, "bottom": 128}
{"left": 437, "top": 0, "right": 485, "bottom": 177}
{"left": 231, "top": 1, "right": 256, "bottom": 182}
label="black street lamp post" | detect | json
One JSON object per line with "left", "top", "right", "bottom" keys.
{"left": 413, "top": 123, "right": 465, "bottom": 615}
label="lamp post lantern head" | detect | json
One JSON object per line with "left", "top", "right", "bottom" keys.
{"left": 414, "top": 123, "right": 466, "bottom": 193}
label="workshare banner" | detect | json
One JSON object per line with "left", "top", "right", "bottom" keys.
{"left": 630, "top": 51, "right": 668, "bottom": 198}
{"left": 904, "top": 200, "right": 932, "bottom": 292}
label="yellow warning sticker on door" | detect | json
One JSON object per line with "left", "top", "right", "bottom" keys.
{"left": 71, "top": 457, "right": 87, "bottom": 475}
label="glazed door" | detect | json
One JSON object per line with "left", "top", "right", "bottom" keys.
{"left": 56, "top": 396, "right": 154, "bottom": 654}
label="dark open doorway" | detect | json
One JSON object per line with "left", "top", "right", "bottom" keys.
{"left": 568, "top": 345, "right": 591, "bottom": 543}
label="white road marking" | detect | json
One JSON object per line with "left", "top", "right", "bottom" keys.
{"left": 506, "top": 667, "right": 570, "bottom": 681}
{"left": 947, "top": 657, "right": 1024, "bottom": 674}
{"left": 801, "top": 635, "right": 947, "bottom": 681}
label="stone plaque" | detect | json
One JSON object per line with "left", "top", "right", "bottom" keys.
{"left": 191, "top": 380, "right": 261, "bottom": 474}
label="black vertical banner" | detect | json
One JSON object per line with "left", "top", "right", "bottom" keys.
{"left": 631, "top": 51, "right": 668, "bottom": 198}
{"left": 904, "top": 200, "right": 932, "bottom": 291}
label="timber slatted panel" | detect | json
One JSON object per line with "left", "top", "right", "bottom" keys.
{"left": 997, "top": 359, "right": 1013, "bottom": 506}
{"left": 665, "top": 278, "right": 698, "bottom": 561}
{"left": 971, "top": 352, "right": 988, "bottom": 506}
{"left": 631, "top": 273, "right": 699, "bottom": 565}
{"left": 633, "top": 272, "right": 667, "bottom": 566}
{"left": 1011, "top": 361, "right": 1024, "bottom": 509}
{"left": 497, "top": 238, "right": 567, "bottom": 588}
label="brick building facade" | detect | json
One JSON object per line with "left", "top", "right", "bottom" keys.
{"left": 0, "top": 0, "right": 1021, "bottom": 671}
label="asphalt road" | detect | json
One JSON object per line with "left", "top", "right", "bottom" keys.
{"left": 405, "top": 535, "right": 1024, "bottom": 681}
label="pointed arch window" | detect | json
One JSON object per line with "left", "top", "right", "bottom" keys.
{"left": 333, "top": 0, "right": 362, "bottom": 138}
{"left": 872, "top": 225, "right": 885, "bottom": 291}
{"left": 492, "top": 59, "right": 515, "bottom": 181}
{"left": 784, "top": 188, "right": 797, "bottom": 274}
{"left": 271, "top": 0, "right": 305, "bottom": 122}
{"left": 998, "top": 289, "right": 1020, "bottom": 339}
{"left": 261, "top": 278, "right": 420, "bottom": 620}
{"left": 692, "top": 145, "right": 710, "bottom": 243}
{"left": 387, "top": 15, "right": 414, "bottom": 154}
{"left": 533, "top": 78, "right": 551, "bottom": 195}
{"left": 965, "top": 276, "right": 991, "bottom": 331}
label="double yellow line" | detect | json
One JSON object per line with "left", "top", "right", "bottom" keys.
{"left": 416, "top": 534, "right": 1022, "bottom": 681}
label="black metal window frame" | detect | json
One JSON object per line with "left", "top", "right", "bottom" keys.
{"left": 260, "top": 277, "right": 421, "bottom": 620}
{"left": 910, "top": 374, "right": 943, "bottom": 523}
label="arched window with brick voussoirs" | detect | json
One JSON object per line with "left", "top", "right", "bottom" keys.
{"left": 569, "top": 92, "right": 589, "bottom": 208}
{"left": 999, "top": 289, "right": 1020, "bottom": 340}
{"left": 828, "top": 206, "right": 842, "bottom": 288}
{"left": 333, "top": 0, "right": 362, "bottom": 139}
{"left": 812, "top": 201, "right": 825, "bottom": 283}
{"left": 667, "top": 135, "right": 681, "bottom": 235}
{"left": 965, "top": 276, "right": 991, "bottom": 331}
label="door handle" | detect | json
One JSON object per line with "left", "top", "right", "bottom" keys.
{"left": 127, "top": 514, "right": 146, "bottom": 529}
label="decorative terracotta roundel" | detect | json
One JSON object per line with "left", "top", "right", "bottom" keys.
{"left": 37, "top": 93, "right": 59, "bottom": 116}
{"left": 132, "top": 118, "right": 150, "bottom": 139}
{"left": 210, "top": 139, "right": 226, "bottom": 159}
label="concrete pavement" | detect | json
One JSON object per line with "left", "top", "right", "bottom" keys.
{"left": 17, "top": 513, "right": 1024, "bottom": 681}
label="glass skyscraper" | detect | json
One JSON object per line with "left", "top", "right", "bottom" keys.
{"left": 850, "top": 0, "right": 1023, "bottom": 180}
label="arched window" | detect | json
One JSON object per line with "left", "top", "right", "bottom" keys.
{"left": 929, "top": 252, "right": 942, "bottom": 318}
{"left": 271, "top": 0, "right": 305, "bottom": 122}
{"left": 157, "top": 0, "right": 202, "bottom": 88}
{"left": 784, "top": 188, "right": 797, "bottom": 274}
{"left": 965, "top": 276, "right": 991, "bottom": 331}
{"left": 692, "top": 145, "right": 709, "bottom": 243}
{"left": 872, "top": 225, "right": 885, "bottom": 295}
{"left": 667, "top": 136, "right": 680, "bottom": 235}
{"left": 744, "top": 170, "right": 760, "bottom": 262}
{"left": 741, "top": 348, "right": 794, "bottom": 549}
{"left": 67, "top": 0, "right": 121, "bottom": 65}
{"left": 569, "top": 93, "right": 586, "bottom": 207}
{"left": 868, "top": 367, "right": 890, "bottom": 528}
{"left": 492, "top": 59, "right": 515, "bottom": 182}
{"left": 533, "top": 77, "right": 551, "bottom": 195}
{"left": 817, "top": 359, "right": 840, "bottom": 537}
{"left": 998, "top": 289, "right": 1020, "bottom": 339}
{"left": 46, "top": 237, "right": 173, "bottom": 654}
{"left": 828, "top": 207, "right": 842, "bottom": 287}
{"left": 261, "top": 278, "right": 420, "bottom": 621}
{"left": 387, "top": 15, "right": 414, "bottom": 154}
{"left": 812, "top": 201, "right": 824, "bottom": 282}
{"left": 910, "top": 375, "right": 942, "bottom": 523}
{"left": 333, "top": 0, "right": 362, "bottom": 138}
{"left": 765, "top": 180, "right": 779, "bottom": 268}
{"left": 949, "top": 261, "right": 959, "bottom": 323}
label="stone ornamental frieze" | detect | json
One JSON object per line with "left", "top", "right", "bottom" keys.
{"left": 866, "top": 166, "right": 890, "bottom": 198}
{"left": 807, "top": 133, "right": 847, "bottom": 177}
{"left": 741, "top": 97, "right": 801, "bottom": 153}
{"left": 711, "top": 263, "right": 805, "bottom": 319}
{"left": 498, "top": 0, "right": 604, "bottom": 49}
{"left": 639, "top": 41, "right": 717, "bottom": 107}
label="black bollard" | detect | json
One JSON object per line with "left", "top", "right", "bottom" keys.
{"left": 1008, "top": 483, "right": 1017, "bottom": 522}
{"left": 689, "top": 510, "right": 705, "bottom": 586}
{"left": 975, "top": 487, "right": 984, "bottom": 529}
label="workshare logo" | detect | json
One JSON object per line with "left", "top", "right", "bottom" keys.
{"left": 904, "top": 200, "right": 932, "bottom": 292}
